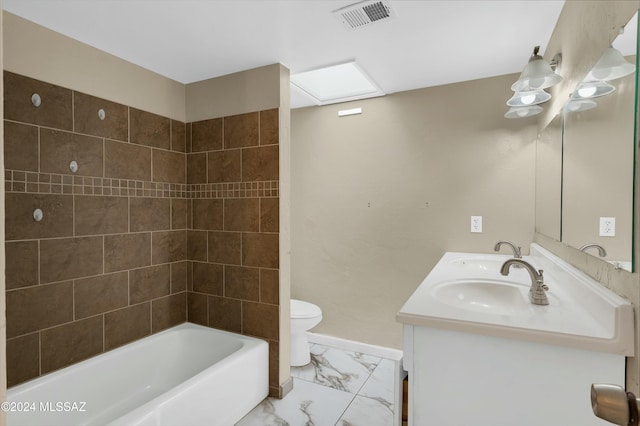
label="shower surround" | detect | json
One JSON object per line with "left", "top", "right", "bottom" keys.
{"left": 4, "top": 71, "right": 282, "bottom": 397}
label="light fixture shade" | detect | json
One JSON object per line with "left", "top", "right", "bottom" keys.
{"left": 571, "top": 81, "right": 616, "bottom": 100}
{"left": 506, "top": 89, "right": 551, "bottom": 107}
{"left": 564, "top": 99, "right": 597, "bottom": 112}
{"left": 511, "top": 49, "right": 563, "bottom": 91}
{"left": 504, "top": 105, "right": 543, "bottom": 119}
{"left": 586, "top": 47, "right": 635, "bottom": 81}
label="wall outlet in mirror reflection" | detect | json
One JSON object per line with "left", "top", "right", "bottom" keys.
{"left": 599, "top": 217, "right": 616, "bottom": 237}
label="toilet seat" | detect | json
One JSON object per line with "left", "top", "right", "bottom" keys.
{"left": 291, "top": 299, "right": 321, "bottom": 319}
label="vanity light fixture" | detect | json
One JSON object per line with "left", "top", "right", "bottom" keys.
{"left": 504, "top": 105, "right": 543, "bottom": 119}
{"left": 564, "top": 46, "right": 632, "bottom": 112}
{"left": 570, "top": 81, "right": 616, "bottom": 100}
{"left": 511, "top": 46, "right": 563, "bottom": 92}
{"left": 586, "top": 46, "right": 635, "bottom": 81}
{"left": 506, "top": 88, "right": 551, "bottom": 107}
{"left": 505, "top": 46, "right": 561, "bottom": 118}
{"left": 564, "top": 99, "right": 597, "bottom": 113}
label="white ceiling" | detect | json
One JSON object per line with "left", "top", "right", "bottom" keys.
{"left": 3, "top": 0, "right": 568, "bottom": 109}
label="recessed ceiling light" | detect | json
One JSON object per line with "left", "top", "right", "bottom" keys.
{"left": 290, "top": 61, "right": 384, "bottom": 105}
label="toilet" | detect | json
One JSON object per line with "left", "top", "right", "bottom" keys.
{"left": 290, "top": 299, "right": 323, "bottom": 366}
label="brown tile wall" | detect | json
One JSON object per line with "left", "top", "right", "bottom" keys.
{"left": 186, "top": 109, "right": 281, "bottom": 397}
{"left": 4, "top": 71, "right": 188, "bottom": 387}
{"left": 4, "top": 71, "right": 282, "bottom": 398}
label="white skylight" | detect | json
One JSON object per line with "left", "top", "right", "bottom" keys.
{"left": 290, "top": 61, "right": 384, "bottom": 105}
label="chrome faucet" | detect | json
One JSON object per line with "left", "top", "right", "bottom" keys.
{"left": 579, "top": 244, "right": 607, "bottom": 258}
{"left": 494, "top": 240, "right": 522, "bottom": 258}
{"left": 500, "top": 259, "right": 549, "bottom": 305}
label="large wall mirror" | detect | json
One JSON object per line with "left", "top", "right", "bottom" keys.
{"left": 536, "top": 11, "right": 637, "bottom": 272}
{"left": 562, "top": 11, "right": 637, "bottom": 271}
{"left": 535, "top": 114, "right": 562, "bottom": 240}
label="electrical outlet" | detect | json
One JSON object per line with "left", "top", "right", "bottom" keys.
{"left": 471, "top": 216, "right": 482, "bottom": 233}
{"left": 599, "top": 217, "right": 615, "bottom": 237}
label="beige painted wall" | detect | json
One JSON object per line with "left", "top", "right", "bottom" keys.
{"left": 186, "top": 64, "right": 281, "bottom": 122}
{"left": 291, "top": 74, "right": 538, "bottom": 349}
{"left": 3, "top": 12, "right": 186, "bottom": 122}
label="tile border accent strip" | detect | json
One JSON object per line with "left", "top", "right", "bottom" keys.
{"left": 5, "top": 170, "right": 279, "bottom": 199}
{"left": 189, "top": 181, "right": 279, "bottom": 199}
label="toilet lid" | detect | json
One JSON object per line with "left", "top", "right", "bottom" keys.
{"left": 291, "top": 299, "right": 322, "bottom": 319}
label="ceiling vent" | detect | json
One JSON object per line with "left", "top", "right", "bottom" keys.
{"left": 333, "top": 1, "right": 396, "bottom": 30}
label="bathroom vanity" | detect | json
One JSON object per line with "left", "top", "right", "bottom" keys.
{"left": 397, "top": 244, "right": 634, "bottom": 426}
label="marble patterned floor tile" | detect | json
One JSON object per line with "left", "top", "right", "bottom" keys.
{"left": 291, "top": 345, "right": 382, "bottom": 394}
{"left": 236, "top": 378, "right": 354, "bottom": 426}
{"left": 337, "top": 395, "right": 394, "bottom": 426}
{"left": 358, "top": 358, "right": 396, "bottom": 407}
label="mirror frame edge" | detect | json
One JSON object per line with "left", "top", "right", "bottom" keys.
{"left": 635, "top": 8, "right": 640, "bottom": 276}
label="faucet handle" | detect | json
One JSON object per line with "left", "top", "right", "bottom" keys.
{"left": 536, "top": 270, "right": 549, "bottom": 290}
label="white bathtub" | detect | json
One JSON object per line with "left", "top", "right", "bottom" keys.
{"left": 7, "top": 323, "right": 269, "bottom": 426}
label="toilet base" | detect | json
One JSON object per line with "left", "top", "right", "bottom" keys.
{"left": 290, "top": 331, "right": 312, "bottom": 366}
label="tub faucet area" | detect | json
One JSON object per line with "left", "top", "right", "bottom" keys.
{"left": 500, "top": 258, "right": 549, "bottom": 305}
{"left": 494, "top": 240, "right": 522, "bottom": 258}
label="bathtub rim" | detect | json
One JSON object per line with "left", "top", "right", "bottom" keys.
{"left": 7, "top": 322, "right": 267, "bottom": 395}
{"left": 7, "top": 322, "right": 270, "bottom": 426}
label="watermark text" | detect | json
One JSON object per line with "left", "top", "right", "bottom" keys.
{"left": 1, "top": 401, "right": 87, "bottom": 413}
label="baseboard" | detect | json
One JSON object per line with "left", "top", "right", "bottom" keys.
{"left": 307, "top": 332, "right": 403, "bottom": 361}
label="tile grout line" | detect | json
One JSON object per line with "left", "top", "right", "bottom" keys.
{"left": 289, "top": 344, "right": 396, "bottom": 426}
{"left": 72, "top": 279, "right": 76, "bottom": 321}
{"left": 38, "top": 332, "right": 42, "bottom": 377}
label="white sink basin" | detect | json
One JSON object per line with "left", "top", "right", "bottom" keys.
{"left": 397, "top": 244, "right": 634, "bottom": 355}
{"left": 432, "top": 279, "right": 529, "bottom": 315}
{"left": 448, "top": 257, "right": 531, "bottom": 282}
{"left": 448, "top": 257, "right": 505, "bottom": 272}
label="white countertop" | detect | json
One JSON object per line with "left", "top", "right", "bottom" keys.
{"left": 396, "top": 244, "right": 634, "bottom": 355}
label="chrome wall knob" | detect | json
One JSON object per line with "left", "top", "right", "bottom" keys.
{"left": 591, "top": 383, "right": 638, "bottom": 426}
